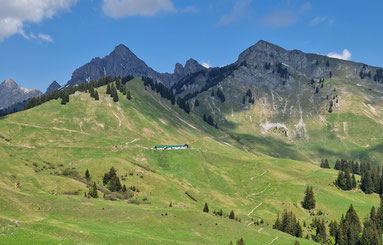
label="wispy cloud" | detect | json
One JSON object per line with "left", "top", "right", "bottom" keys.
{"left": 0, "top": 0, "right": 77, "bottom": 41}
{"left": 102, "top": 0, "right": 175, "bottom": 19}
{"left": 218, "top": 0, "right": 251, "bottom": 26}
{"left": 260, "top": 11, "right": 297, "bottom": 28}
{"left": 327, "top": 49, "right": 351, "bottom": 60}
{"left": 310, "top": 16, "right": 333, "bottom": 26}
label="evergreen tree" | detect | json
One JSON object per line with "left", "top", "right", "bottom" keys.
{"left": 88, "top": 182, "right": 98, "bottom": 198}
{"left": 126, "top": 91, "right": 132, "bottom": 100}
{"left": 122, "top": 184, "right": 127, "bottom": 193}
{"left": 229, "top": 210, "right": 235, "bottom": 219}
{"left": 94, "top": 90, "right": 99, "bottom": 100}
{"left": 194, "top": 100, "right": 199, "bottom": 107}
{"left": 361, "top": 171, "right": 375, "bottom": 194}
{"left": 184, "top": 103, "right": 191, "bottom": 114}
{"left": 302, "top": 186, "right": 316, "bottom": 210}
{"left": 85, "top": 169, "right": 90, "bottom": 180}
{"left": 106, "top": 83, "right": 111, "bottom": 94}
{"left": 203, "top": 203, "right": 209, "bottom": 213}
{"left": 236, "top": 238, "right": 245, "bottom": 245}
{"left": 320, "top": 159, "right": 330, "bottom": 168}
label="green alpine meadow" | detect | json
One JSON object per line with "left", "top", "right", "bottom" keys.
{"left": 1, "top": 2, "right": 383, "bottom": 244}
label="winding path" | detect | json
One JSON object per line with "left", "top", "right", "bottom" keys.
{"left": 268, "top": 236, "right": 279, "bottom": 245}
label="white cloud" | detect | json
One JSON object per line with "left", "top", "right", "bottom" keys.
{"left": 0, "top": 0, "right": 77, "bottom": 41}
{"left": 202, "top": 61, "right": 211, "bottom": 69}
{"left": 327, "top": 49, "right": 352, "bottom": 60}
{"left": 102, "top": 0, "right": 175, "bottom": 19}
{"left": 310, "top": 16, "right": 327, "bottom": 26}
{"left": 260, "top": 11, "right": 297, "bottom": 28}
{"left": 218, "top": 0, "right": 251, "bottom": 26}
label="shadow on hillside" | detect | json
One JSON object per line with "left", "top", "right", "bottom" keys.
{"left": 233, "top": 133, "right": 310, "bottom": 162}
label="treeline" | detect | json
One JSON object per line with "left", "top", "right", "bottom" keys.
{"left": 321, "top": 158, "right": 383, "bottom": 195}
{"left": 143, "top": 76, "right": 193, "bottom": 114}
{"left": 25, "top": 75, "right": 134, "bottom": 110}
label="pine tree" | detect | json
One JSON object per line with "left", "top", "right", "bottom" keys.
{"left": 203, "top": 202, "right": 209, "bottom": 213}
{"left": 88, "top": 182, "right": 98, "bottom": 198}
{"left": 361, "top": 171, "right": 375, "bottom": 194}
{"left": 94, "top": 90, "right": 99, "bottom": 100}
{"left": 229, "top": 210, "right": 235, "bottom": 219}
{"left": 302, "top": 186, "right": 316, "bottom": 210}
{"left": 106, "top": 83, "right": 111, "bottom": 94}
{"left": 273, "top": 214, "right": 281, "bottom": 230}
{"left": 126, "top": 91, "right": 132, "bottom": 100}
{"left": 194, "top": 100, "right": 199, "bottom": 107}
{"left": 85, "top": 169, "right": 90, "bottom": 180}
{"left": 122, "top": 184, "right": 127, "bottom": 193}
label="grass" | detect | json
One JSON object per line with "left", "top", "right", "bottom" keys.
{"left": 0, "top": 78, "right": 380, "bottom": 244}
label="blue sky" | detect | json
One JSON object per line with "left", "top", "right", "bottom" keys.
{"left": 0, "top": 0, "right": 382, "bottom": 91}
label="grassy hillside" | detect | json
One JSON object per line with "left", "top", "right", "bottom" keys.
{"left": 0, "top": 78, "right": 380, "bottom": 244}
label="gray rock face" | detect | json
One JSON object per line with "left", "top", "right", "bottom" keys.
{"left": 45, "top": 81, "right": 61, "bottom": 94}
{"left": 66, "top": 44, "right": 206, "bottom": 88}
{"left": 0, "top": 78, "right": 42, "bottom": 110}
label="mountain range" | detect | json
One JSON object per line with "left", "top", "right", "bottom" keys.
{"left": 1, "top": 40, "right": 383, "bottom": 244}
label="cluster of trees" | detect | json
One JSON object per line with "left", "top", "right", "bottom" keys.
{"left": 176, "top": 97, "right": 191, "bottom": 114}
{"left": 333, "top": 159, "right": 383, "bottom": 195}
{"left": 320, "top": 159, "right": 330, "bottom": 168}
{"left": 143, "top": 76, "right": 192, "bottom": 114}
{"left": 228, "top": 238, "right": 245, "bottom": 245}
{"left": 60, "top": 91, "right": 70, "bottom": 105}
{"left": 310, "top": 217, "right": 327, "bottom": 243}
{"left": 106, "top": 83, "right": 119, "bottom": 102}
{"left": 88, "top": 84, "right": 99, "bottom": 101}
{"left": 328, "top": 204, "right": 381, "bottom": 245}
{"left": 336, "top": 169, "right": 357, "bottom": 191}
{"left": 143, "top": 77, "right": 175, "bottom": 104}
{"left": 203, "top": 114, "right": 218, "bottom": 129}
{"left": 276, "top": 62, "right": 289, "bottom": 79}
{"left": 273, "top": 210, "right": 303, "bottom": 238}
{"left": 242, "top": 89, "right": 254, "bottom": 105}
{"left": 373, "top": 68, "right": 383, "bottom": 83}
{"left": 102, "top": 167, "right": 127, "bottom": 193}
{"left": 302, "top": 186, "right": 316, "bottom": 210}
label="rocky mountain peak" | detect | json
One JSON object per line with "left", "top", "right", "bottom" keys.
{"left": 0, "top": 78, "right": 42, "bottom": 110}
{"left": 110, "top": 44, "right": 137, "bottom": 59}
{"left": 184, "top": 58, "right": 203, "bottom": 74}
{"left": 2, "top": 78, "right": 18, "bottom": 89}
{"left": 45, "top": 81, "right": 61, "bottom": 94}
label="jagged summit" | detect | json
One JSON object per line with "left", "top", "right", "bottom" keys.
{"left": 66, "top": 44, "right": 205, "bottom": 88}
{"left": 2, "top": 78, "right": 18, "bottom": 88}
{"left": 0, "top": 78, "right": 42, "bottom": 110}
{"left": 45, "top": 81, "right": 61, "bottom": 94}
{"left": 174, "top": 58, "right": 206, "bottom": 77}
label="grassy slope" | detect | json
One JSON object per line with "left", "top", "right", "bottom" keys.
{"left": 0, "top": 78, "right": 380, "bottom": 244}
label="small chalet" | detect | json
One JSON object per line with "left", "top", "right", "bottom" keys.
{"left": 155, "top": 144, "right": 189, "bottom": 150}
